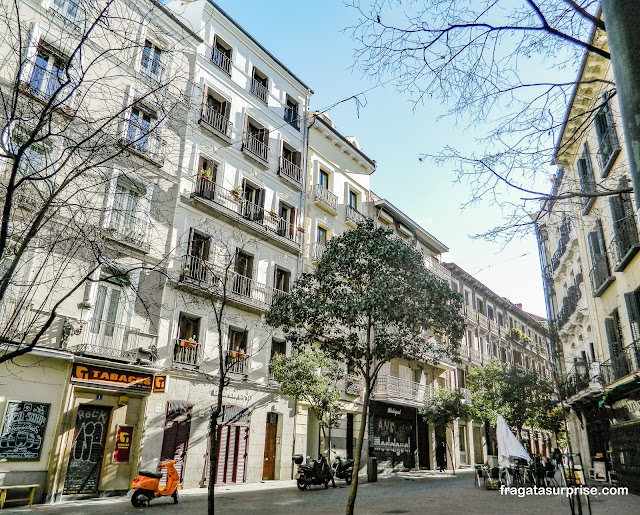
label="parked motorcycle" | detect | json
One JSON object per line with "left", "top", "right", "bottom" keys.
{"left": 130, "top": 459, "right": 179, "bottom": 507}
{"left": 332, "top": 455, "right": 354, "bottom": 484}
{"left": 293, "top": 452, "right": 336, "bottom": 490}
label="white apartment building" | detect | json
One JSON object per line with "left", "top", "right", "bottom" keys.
{"left": 0, "top": 0, "right": 198, "bottom": 502}
{"left": 141, "top": 0, "right": 313, "bottom": 487}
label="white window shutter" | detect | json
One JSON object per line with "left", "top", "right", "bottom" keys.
{"left": 20, "top": 23, "right": 41, "bottom": 84}
{"left": 103, "top": 168, "right": 120, "bottom": 228}
{"left": 122, "top": 86, "right": 136, "bottom": 139}
{"left": 141, "top": 182, "right": 154, "bottom": 233}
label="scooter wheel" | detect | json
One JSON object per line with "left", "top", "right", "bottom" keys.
{"left": 296, "top": 477, "right": 307, "bottom": 491}
{"left": 131, "top": 490, "right": 146, "bottom": 508}
{"left": 172, "top": 490, "right": 179, "bottom": 504}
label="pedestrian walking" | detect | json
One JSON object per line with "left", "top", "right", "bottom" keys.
{"left": 436, "top": 441, "right": 446, "bottom": 472}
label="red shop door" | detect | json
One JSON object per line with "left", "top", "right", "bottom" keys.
{"left": 160, "top": 401, "right": 192, "bottom": 484}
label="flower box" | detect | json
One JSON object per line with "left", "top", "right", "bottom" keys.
{"left": 180, "top": 339, "right": 197, "bottom": 349}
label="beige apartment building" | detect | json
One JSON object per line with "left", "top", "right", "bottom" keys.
{"left": 535, "top": 27, "right": 640, "bottom": 492}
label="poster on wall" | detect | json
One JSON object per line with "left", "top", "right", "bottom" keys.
{"left": 113, "top": 425, "right": 134, "bottom": 463}
{"left": 0, "top": 401, "right": 50, "bottom": 461}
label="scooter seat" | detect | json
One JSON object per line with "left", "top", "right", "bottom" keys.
{"left": 139, "top": 471, "right": 163, "bottom": 479}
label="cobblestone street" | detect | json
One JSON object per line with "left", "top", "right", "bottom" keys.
{"left": 4, "top": 470, "right": 639, "bottom": 515}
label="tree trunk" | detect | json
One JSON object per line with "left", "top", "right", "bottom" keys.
{"left": 601, "top": 1, "right": 640, "bottom": 214}
{"left": 208, "top": 323, "right": 226, "bottom": 515}
{"left": 346, "top": 385, "right": 370, "bottom": 515}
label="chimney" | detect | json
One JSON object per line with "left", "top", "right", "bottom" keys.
{"left": 515, "top": 303, "right": 522, "bottom": 310}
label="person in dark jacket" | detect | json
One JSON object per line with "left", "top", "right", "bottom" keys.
{"left": 552, "top": 448, "right": 562, "bottom": 466}
{"left": 436, "top": 441, "right": 446, "bottom": 472}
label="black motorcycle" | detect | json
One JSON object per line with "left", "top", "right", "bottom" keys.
{"left": 332, "top": 455, "right": 354, "bottom": 484}
{"left": 293, "top": 453, "right": 336, "bottom": 490}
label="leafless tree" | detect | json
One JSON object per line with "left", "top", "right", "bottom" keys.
{"left": 347, "top": 0, "right": 629, "bottom": 241}
{"left": 0, "top": 0, "right": 192, "bottom": 363}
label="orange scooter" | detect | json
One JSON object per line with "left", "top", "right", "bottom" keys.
{"left": 131, "top": 459, "right": 179, "bottom": 507}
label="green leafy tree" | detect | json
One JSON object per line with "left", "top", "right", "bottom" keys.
{"left": 270, "top": 346, "right": 343, "bottom": 441}
{"left": 420, "top": 388, "right": 470, "bottom": 475}
{"left": 467, "top": 358, "right": 557, "bottom": 438}
{"left": 267, "top": 220, "right": 465, "bottom": 515}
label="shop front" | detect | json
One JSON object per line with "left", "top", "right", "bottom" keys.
{"left": 48, "top": 362, "right": 164, "bottom": 500}
{"left": 368, "top": 401, "right": 417, "bottom": 469}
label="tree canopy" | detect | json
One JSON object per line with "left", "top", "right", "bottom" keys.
{"left": 269, "top": 346, "right": 343, "bottom": 431}
{"left": 267, "top": 219, "right": 465, "bottom": 514}
{"left": 467, "top": 358, "right": 557, "bottom": 436}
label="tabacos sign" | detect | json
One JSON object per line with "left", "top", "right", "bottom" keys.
{"left": 72, "top": 364, "right": 154, "bottom": 391}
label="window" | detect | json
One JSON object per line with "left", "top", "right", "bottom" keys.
{"left": 594, "top": 92, "right": 620, "bottom": 175}
{"left": 24, "top": 42, "right": 66, "bottom": 101}
{"left": 109, "top": 175, "right": 147, "bottom": 240}
{"left": 464, "top": 291, "right": 470, "bottom": 306}
{"left": 250, "top": 67, "right": 268, "bottom": 103}
{"left": 90, "top": 275, "right": 124, "bottom": 342}
{"left": 316, "top": 226, "right": 327, "bottom": 245}
{"left": 240, "top": 181, "right": 264, "bottom": 222}
{"left": 587, "top": 219, "right": 612, "bottom": 295}
{"left": 604, "top": 310, "right": 627, "bottom": 377}
{"left": 280, "top": 143, "right": 302, "bottom": 184}
{"left": 348, "top": 190, "right": 358, "bottom": 210}
{"left": 51, "top": 0, "right": 83, "bottom": 23}
{"left": 212, "top": 36, "right": 232, "bottom": 75}
{"left": 125, "top": 104, "right": 158, "bottom": 155}
{"left": 228, "top": 328, "right": 249, "bottom": 373}
{"left": 610, "top": 177, "right": 638, "bottom": 268}
{"left": 228, "top": 328, "right": 247, "bottom": 353}
{"left": 195, "top": 156, "right": 217, "bottom": 200}
{"left": 243, "top": 119, "right": 269, "bottom": 163}
{"left": 277, "top": 202, "right": 295, "bottom": 239}
{"left": 201, "top": 89, "right": 232, "bottom": 139}
{"left": 625, "top": 288, "right": 640, "bottom": 343}
{"left": 10, "top": 126, "right": 54, "bottom": 188}
{"left": 284, "top": 96, "right": 299, "bottom": 129}
{"left": 274, "top": 267, "right": 291, "bottom": 293}
{"left": 487, "top": 306, "right": 494, "bottom": 320}
{"left": 576, "top": 142, "right": 596, "bottom": 212}
{"left": 140, "top": 40, "right": 163, "bottom": 80}
{"left": 234, "top": 250, "right": 254, "bottom": 297}
{"left": 497, "top": 312, "right": 504, "bottom": 326}
{"left": 319, "top": 169, "right": 330, "bottom": 189}
{"left": 269, "top": 339, "right": 286, "bottom": 377}
{"left": 185, "top": 229, "right": 210, "bottom": 281}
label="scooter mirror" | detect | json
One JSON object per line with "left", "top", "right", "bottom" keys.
{"left": 153, "top": 458, "right": 159, "bottom": 462}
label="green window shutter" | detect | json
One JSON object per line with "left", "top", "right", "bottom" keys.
{"left": 587, "top": 231, "right": 599, "bottom": 261}
{"left": 625, "top": 292, "right": 640, "bottom": 343}
{"left": 595, "top": 220, "right": 607, "bottom": 256}
{"left": 609, "top": 195, "right": 625, "bottom": 235}
{"left": 583, "top": 142, "right": 595, "bottom": 184}
{"left": 604, "top": 317, "right": 622, "bottom": 355}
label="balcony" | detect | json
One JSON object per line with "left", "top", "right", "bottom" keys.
{"left": 278, "top": 156, "right": 302, "bottom": 188}
{"left": 345, "top": 374, "right": 363, "bottom": 395}
{"left": 559, "top": 365, "right": 596, "bottom": 399}
{"left": 424, "top": 255, "right": 452, "bottom": 283}
{"left": 191, "top": 179, "right": 299, "bottom": 250}
{"left": 178, "top": 254, "right": 285, "bottom": 312}
{"left": 477, "top": 313, "right": 490, "bottom": 331}
{"left": 102, "top": 217, "right": 149, "bottom": 253}
{"left": 373, "top": 375, "right": 433, "bottom": 407}
{"left": 173, "top": 338, "right": 202, "bottom": 371}
{"left": 555, "top": 273, "right": 583, "bottom": 328}
{"left": 550, "top": 219, "right": 572, "bottom": 272}
{"left": 200, "top": 105, "right": 233, "bottom": 142}
{"left": 469, "top": 348, "right": 482, "bottom": 365}
{"left": 0, "top": 297, "right": 33, "bottom": 341}
{"left": 212, "top": 47, "right": 232, "bottom": 75}
{"left": 597, "top": 125, "right": 620, "bottom": 177}
{"left": 589, "top": 254, "right": 615, "bottom": 297}
{"left": 346, "top": 205, "right": 367, "bottom": 227}
{"left": 313, "top": 184, "right": 338, "bottom": 214}
{"left": 70, "top": 320, "right": 146, "bottom": 361}
{"left": 50, "top": 0, "right": 85, "bottom": 27}
{"left": 311, "top": 242, "right": 326, "bottom": 263}
{"left": 611, "top": 218, "right": 640, "bottom": 272}
{"left": 250, "top": 78, "right": 268, "bottom": 104}
{"left": 242, "top": 133, "right": 269, "bottom": 166}
{"left": 227, "top": 350, "right": 249, "bottom": 375}
{"left": 600, "top": 342, "right": 640, "bottom": 386}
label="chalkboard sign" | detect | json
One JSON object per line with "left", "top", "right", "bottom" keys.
{"left": 63, "top": 405, "right": 111, "bottom": 495}
{"left": 0, "top": 401, "right": 50, "bottom": 461}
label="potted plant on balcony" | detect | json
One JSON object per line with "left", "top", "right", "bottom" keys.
{"left": 231, "top": 348, "right": 245, "bottom": 359}
{"left": 180, "top": 336, "right": 198, "bottom": 348}
{"left": 198, "top": 168, "right": 214, "bottom": 182}
{"left": 229, "top": 185, "right": 243, "bottom": 202}
{"left": 297, "top": 226, "right": 305, "bottom": 234}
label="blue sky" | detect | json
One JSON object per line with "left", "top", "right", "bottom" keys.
{"left": 213, "top": 0, "right": 556, "bottom": 316}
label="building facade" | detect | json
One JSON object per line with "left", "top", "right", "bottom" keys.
{"left": 535, "top": 28, "right": 640, "bottom": 492}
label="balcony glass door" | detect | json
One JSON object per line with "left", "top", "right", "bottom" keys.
{"left": 90, "top": 282, "right": 123, "bottom": 352}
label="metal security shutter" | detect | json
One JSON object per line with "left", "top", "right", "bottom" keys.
{"left": 604, "top": 317, "right": 623, "bottom": 356}
{"left": 160, "top": 402, "right": 192, "bottom": 484}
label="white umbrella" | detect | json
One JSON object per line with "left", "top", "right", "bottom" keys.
{"left": 496, "top": 415, "right": 531, "bottom": 468}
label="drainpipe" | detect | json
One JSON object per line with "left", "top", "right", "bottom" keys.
{"left": 297, "top": 91, "right": 313, "bottom": 279}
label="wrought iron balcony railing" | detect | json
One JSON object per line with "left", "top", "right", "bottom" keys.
{"left": 212, "top": 47, "right": 232, "bottom": 75}
{"left": 250, "top": 78, "right": 268, "bottom": 103}
{"left": 611, "top": 217, "right": 640, "bottom": 271}
{"left": 346, "top": 205, "right": 367, "bottom": 226}
{"left": 200, "top": 105, "right": 233, "bottom": 141}
{"left": 278, "top": 156, "right": 302, "bottom": 186}
{"left": 601, "top": 342, "right": 640, "bottom": 386}
{"left": 242, "top": 133, "right": 269, "bottom": 164}
{"left": 589, "top": 253, "right": 614, "bottom": 297}
{"left": 173, "top": 338, "right": 202, "bottom": 370}
{"left": 313, "top": 184, "right": 338, "bottom": 212}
